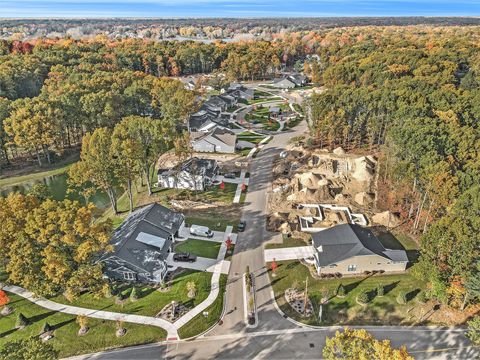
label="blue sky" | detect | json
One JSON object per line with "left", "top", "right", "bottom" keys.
{"left": 1, "top": 0, "right": 480, "bottom": 18}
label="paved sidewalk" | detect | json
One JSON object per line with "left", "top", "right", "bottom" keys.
{"left": 3, "top": 284, "right": 179, "bottom": 339}
{"left": 233, "top": 170, "right": 247, "bottom": 203}
{"left": 246, "top": 136, "right": 272, "bottom": 159}
{"left": 264, "top": 246, "right": 315, "bottom": 262}
{"left": 173, "top": 226, "right": 233, "bottom": 328}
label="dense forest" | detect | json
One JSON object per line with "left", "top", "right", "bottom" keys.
{"left": 306, "top": 26, "right": 480, "bottom": 307}
{"left": 0, "top": 35, "right": 314, "bottom": 170}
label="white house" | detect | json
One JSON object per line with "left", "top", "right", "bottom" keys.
{"left": 192, "top": 128, "right": 237, "bottom": 154}
{"left": 157, "top": 157, "right": 219, "bottom": 191}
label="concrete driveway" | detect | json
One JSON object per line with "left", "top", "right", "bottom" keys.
{"left": 166, "top": 254, "right": 230, "bottom": 274}
{"left": 264, "top": 246, "right": 315, "bottom": 262}
{"left": 178, "top": 227, "right": 236, "bottom": 243}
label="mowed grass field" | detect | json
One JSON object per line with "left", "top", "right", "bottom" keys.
{"left": 174, "top": 239, "right": 221, "bottom": 259}
{"left": 269, "top": 260, "right": 426, "bottom": 326}
{"left": 0, "top": 292, "right": 167, "bottom": 358}
{"left": 50, "top": 270, "right": 212, "bottom": 317}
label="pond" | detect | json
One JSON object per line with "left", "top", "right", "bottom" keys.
{"left": 0, "top": 173, "right": 122, "bottom": 210}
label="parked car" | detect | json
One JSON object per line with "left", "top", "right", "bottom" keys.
{"left": 237, "top": 220, "right": 246, "bottom": 232}
{"left": 173, "top": 253, "right": 197, "bottom": 262}
{"left": 223, "top": 172, "right": 236, "bottom": 179}
{"left": 190, "top": 224, "right": 214, "bottom": 238}
{"left": 279, "top": 150, "right": 288, "bottom": 158}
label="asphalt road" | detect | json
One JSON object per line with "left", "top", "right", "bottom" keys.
{"left": 71, "top": 326, "right": 477, "bottom": 360}
{"left": 70, "top": 118, "right": 478, "bottom": 359}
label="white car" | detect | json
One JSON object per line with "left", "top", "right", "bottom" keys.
{"left": 190, "top": 225, "right": 214, "bottom": 238}
{"left": 279, "top": 150, "right": 288, "bottom": 158}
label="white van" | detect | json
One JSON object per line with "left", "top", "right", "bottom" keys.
{"left": 190, "top": 225, "right": 214, "bottom": 238}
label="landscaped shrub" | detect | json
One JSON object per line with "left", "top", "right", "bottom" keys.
{"left": 15, "top": 313, "right": 29, "bottom": 329}
{"left": 397, "top": 290, "right": 407, "bottom": 304}
{"left": 357, "top": 291, "right": 369, "bottom": 305}
{"left": 130, "top": 287, "right": 138, "bottom": 301}
{"left": 337, "top": 284, "right": 346, "bottom": 297}
{"left": 102, "top": 283, "right": 113, "bottom": 298}
{"left": 40, "top": 322, "right": 52, "bottom": 334}
{"left": 76, "top": 315, "right": 89, "bottom": 336}
{"left": 376, "top": 284, "right": 384, "bottom": 297}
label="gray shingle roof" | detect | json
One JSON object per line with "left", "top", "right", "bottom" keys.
{"left": 106, "top": 203, "right": 184, "bottom": 273}
{"left": 311, "top": 224, "right": 407, "bottom": 266}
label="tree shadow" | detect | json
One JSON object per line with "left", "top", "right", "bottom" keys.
{"left": 138, "top": 286, "right": 156, "bottom": 299}
{"left": 367, "top": 289, "right": 377, "bottom": 302}
{"left": 52, "top": 317, "right": 75, "bottom": 331}
{"left": 383, "top": 281, "right": 400, "bottom": 295}
{"left": 257, "top": 276, "right": 285, "bottom": 292}
{"left": 344, "top": 276, "right": 371, "bottom": 295}
{"left": 28, "top": 310, "right": 56, "bottom": 324}
{"left": 406, "top": 288, "right": 421, "bottom": 302}
{"left": 0, "top": 328, "right": 17, "bottom": 338}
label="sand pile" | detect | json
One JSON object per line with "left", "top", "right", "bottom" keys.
{"left": 354, "top": 192, "right": 375, "bottom": 206}
{"left": 372, "top": 211, "right": 401, "bottom": 227}
{"left": 351, "top": 156, "right": 376, "bottom": 182}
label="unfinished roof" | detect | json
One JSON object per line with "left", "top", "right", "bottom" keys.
{"left": 311, "top": 224, "right": 407, "bottom": 266}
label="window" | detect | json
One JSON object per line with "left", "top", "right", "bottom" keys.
{"left": 123, "top": 272, "right": 135, "bottom": 280}
{"left": 347, "top": 265, "right": 357, "bottom": 272}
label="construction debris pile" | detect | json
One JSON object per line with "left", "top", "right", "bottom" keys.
{"left": 268, "top": 146, "right": 400, "bottom": 234}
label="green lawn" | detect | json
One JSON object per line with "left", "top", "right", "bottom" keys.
{"left": 0, "top": 292, "right": 167, "bottom": 358}
{"left": 237, "top": 136, "right": 265, "bottom": 144}
{"left": 292, "top": 103, "right": 303, "bottom": 114}
{"left": 174, "top": 239, "right": 221, "bottom": 259}
{"left": 247, "top": 96, "right": 282, "bottom": 105}
{"left": 265, "top": 237, "right": 309, "bottom": 249}
{"left": 254, "top": 90, "right": 274, "bottom": 97}
{"left": 283, "top": 117, "right": 303, "bottom": 130}
{"left": 177, "top": 274, "right": 227, "bottom": 339}
{"left": 269, "top": 260, "right": 426, "bottom": 326}
{"left": 50, "top": 270, "right": 212, "bottom": 317}
{"left": 185, "top": 215, "right": 239, "bottom": 232}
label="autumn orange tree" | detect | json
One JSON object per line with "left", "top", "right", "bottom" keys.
{"left": 0, "top": 290, "right": 9, "bottom": 307}
{"left": 0, "top": 193, "right": 112, "bottom": 298}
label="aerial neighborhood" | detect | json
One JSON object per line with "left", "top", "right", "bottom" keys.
{"left": 0, "top": 15, "right": 479, "bottom": 360}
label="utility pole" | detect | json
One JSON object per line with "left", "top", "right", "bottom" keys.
{"left": 304, "top": 277, "right": 308, "bottom": 317}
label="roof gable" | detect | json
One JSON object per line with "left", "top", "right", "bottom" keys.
{"left": 312, "top": 224, "right": 396, "bottom": 266}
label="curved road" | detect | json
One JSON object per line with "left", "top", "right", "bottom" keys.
{"left": 71, "top": 119, "right": 477, "bottom": 359}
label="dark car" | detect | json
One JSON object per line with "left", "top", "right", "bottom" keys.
{"left": 173, "top": 253, "right": 197, "bottom": 263}
{"left": 223, "top": 172, "right": 236, "bottom": 179}
{"left": 237, "top": 221, "right": 246, "bottom": 232}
